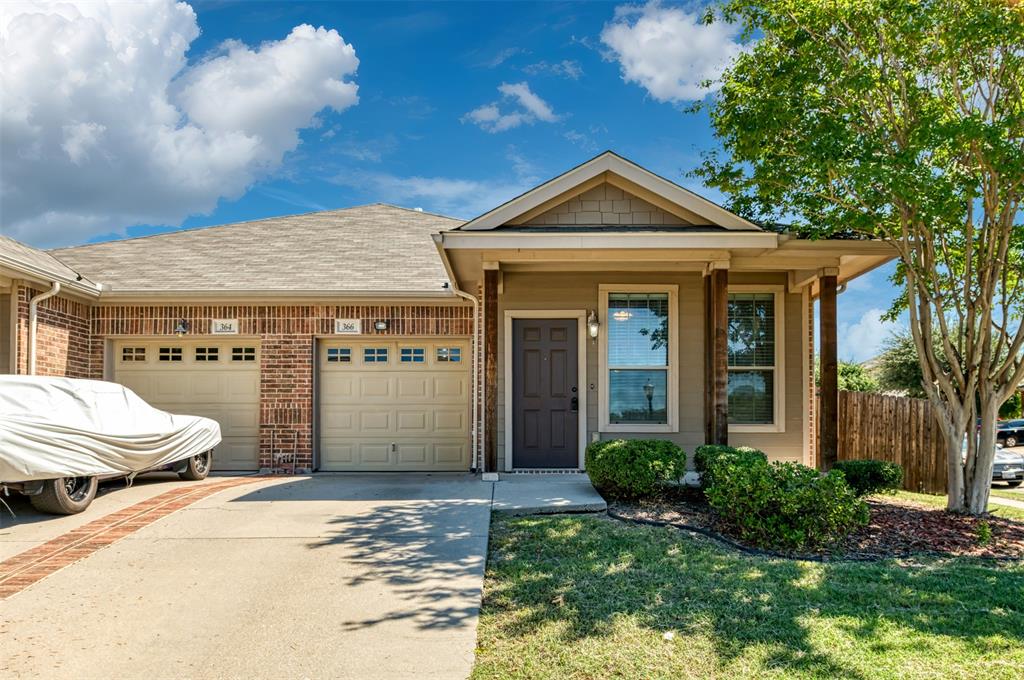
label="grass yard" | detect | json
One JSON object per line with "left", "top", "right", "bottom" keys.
{"left": 896, "top": 490, "right": 1024, "bottom": 521}
{"left": 473, "top": 514, "right": 1024, "bottom": 680}
{"left": 989, "top": 487, "right": 1024, "bottom": 503}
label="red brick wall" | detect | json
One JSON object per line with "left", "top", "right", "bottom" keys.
{"left": 15, "top": 285, "right": 92, "bottom": 378}
{"left": 92, "top": 303, "right": 473, "bottom": 471}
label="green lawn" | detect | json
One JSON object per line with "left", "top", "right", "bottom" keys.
{"left": 473, "top": 514, "right": 1023, "bottom": 680}
{"left": 989, "top": 487, "right": 1024, "bottom": 503}
{"left": 895, "top": 490, "right": 1024, "bottom": 521}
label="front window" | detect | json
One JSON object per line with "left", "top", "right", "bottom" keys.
{"left": 606, "top": 291, "right": 671, "bottom": 425}
{"left": 727, "top": 292, "right": 778, "bottom": 425}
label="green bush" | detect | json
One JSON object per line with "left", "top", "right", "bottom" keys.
{"left": 585, "top": 439, "right": 686, "bottom": 499}
{"left": 693, "top": 444, "right": 768, "bottom": 489}
{"left": 704, "top": 460, "right": 869, "bottom": 551}
{"left": 831, "top": 460, "right": 904, "bottom": 497}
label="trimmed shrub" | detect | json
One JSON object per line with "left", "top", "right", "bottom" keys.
{"left": 585, "top": 439, "right": 686, "bottom": 499}
{"left": 831, "top": 460, "right": 904, "bottom": 497}
{"left": 704, "top": 460, "right": 869, "bottom": 551}
{"left": 693, "top": 444, "right": 768, "bottom": 489}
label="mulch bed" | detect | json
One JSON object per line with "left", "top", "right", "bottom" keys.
{"left": 610, "top": 489, "right": 1024, "bottom": 560}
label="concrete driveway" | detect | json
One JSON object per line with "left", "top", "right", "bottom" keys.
{"left": 0, "top": 474, "right": 492, "bottom": 679}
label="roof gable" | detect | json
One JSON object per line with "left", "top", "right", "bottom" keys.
{"left": 457, "top": 151, "right": 761, "bottom": 231}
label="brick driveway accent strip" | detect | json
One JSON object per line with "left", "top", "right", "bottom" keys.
{"left": 0, "top": 476, "right": 269, "bottom": 600}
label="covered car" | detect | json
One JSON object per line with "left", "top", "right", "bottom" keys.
{"left": 1, "top": 376, "right": 221, "bottom": 513}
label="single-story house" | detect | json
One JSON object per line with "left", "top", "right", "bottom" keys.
{"left": 0, "top": 152, "right": 895, "bottom": 474}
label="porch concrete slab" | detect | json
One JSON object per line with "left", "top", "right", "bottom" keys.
{"left": 490, "top": 473, "right": 607, "bottom": 515}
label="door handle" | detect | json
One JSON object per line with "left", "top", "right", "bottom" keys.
{"left": 570, "top": 396, "right": 579, "bottom": 412}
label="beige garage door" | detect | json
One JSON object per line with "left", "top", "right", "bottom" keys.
{"left": 320, "top": 340, "right": 471, "bottom": 471}
{"left": 114, "top": 340, "right": 260, "bottom": 471}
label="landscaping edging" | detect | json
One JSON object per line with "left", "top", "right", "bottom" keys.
{"left": 605, "top": 505, "right": 1023, "bottom": 563}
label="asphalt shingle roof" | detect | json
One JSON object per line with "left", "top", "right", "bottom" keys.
{"left": 0, "top": 235, "right": 93, "bottom": 284}
{"left": 50, "top": 204, "right": 464, "bottom": 294}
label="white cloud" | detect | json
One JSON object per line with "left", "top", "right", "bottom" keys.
{"left": 523, "top": 59, "right": 583, "bottom": 80}
{"left": 0, "top": 1, "right": 359, "bottom": 247}
{"left": 839, "top": 308, "right": 904, "bottom": 363}
{"left": 331, "top": 149, "right": 537, "bottom": 219}
{"left": 600, "top": 1, "right": 744, "bottom": 103}
{"left": 462, "top": 81, "right": 559, "bottom": 133}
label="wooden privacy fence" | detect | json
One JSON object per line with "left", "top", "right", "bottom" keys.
{"left": 835, "top": 391, "right": 948, "bottom": 494}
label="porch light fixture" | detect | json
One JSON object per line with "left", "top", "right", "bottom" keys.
{"left": 173, "top": 319, "right": 190, "bottom": 337}
{"left": 373, "top": 320, "right": 389, "bottom": 332}
{"left": 587, "top": 310, "right": 600, "bottom": 339}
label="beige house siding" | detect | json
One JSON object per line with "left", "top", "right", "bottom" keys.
{"left": 522, "top": 182, "right": 692, "bottom": 226}
{"left": 496, "top": 270, "right": 810, "bottom": 469}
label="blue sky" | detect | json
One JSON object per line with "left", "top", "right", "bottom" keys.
{"left": 0, "top": 0, "right": 902, "bottom": 361}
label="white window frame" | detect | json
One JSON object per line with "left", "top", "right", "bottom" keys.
{"left": 598, "top": 284, "right": 679, "bottom": 433}
{"left": 727, "top": 284, "right": 786, "bottom": 433}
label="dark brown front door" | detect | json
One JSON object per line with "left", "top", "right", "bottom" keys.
{"left": 512, "top": 319, "right": 579, "bottom": 468}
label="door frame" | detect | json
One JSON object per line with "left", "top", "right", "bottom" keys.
{"left": 503, "top": 310, "right": 587, "bottom": 471}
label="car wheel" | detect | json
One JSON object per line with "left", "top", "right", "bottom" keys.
{"left": 1007, "top": 480, "right": 1022, "bottom": 488}
{"left": 1005, "top": 435, "right": 1019, "bottom": 448}
{"left": 178, "top": 450, "right": 213, "bottom": 481}
{"left": 29, "top": 476, "right": 99, "bottom": 515}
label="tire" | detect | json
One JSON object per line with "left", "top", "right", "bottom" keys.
{"left": 1007, "top": 480, "right": 1022, "bottom": 488}
{"left": 178, "top": 450, "right": 213, "bottom": 481}
{"left": 29, "top": 476, "right": 98, "bottom": 515}
{"left": 1005, "top": 435, "right": 1019, "bottom": 448}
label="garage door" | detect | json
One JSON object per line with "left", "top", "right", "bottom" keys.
{"left": 114, "top": 340, "right": 260, "bottom": 471}
{"left": 320, "top": 340, "right": 471, "bottom": 471}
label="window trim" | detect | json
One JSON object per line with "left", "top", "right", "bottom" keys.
{"left": 727, "top": 285, "right": 786, "bottom": 433}
{"left": 598, "top": 284, "right": 679, "bottom": 433}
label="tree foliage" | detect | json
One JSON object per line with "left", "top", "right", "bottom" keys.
{"left": 697, "top": 0, "right": 1024, "bottom": 513}
{"left": 815, "top": 359, "right": 880, "bottom": 392}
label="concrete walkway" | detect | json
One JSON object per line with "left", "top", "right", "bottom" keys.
{"left": 989, "top": 494, "right": 1024, "bottom": 510}
{"left": 0, "top": 472, "right": 605, "bottom": 679}
{"left": 491, "top": 473, "right": 607, "bottom": 515}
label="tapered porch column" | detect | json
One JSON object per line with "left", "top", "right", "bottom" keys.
{"left": 483, "top": 266, "right": 499, "bottom": 473}
{"left": 704, "top": 268, "right": 729, "bottom": 445}
{"left": 819, "top": 273, "right": 839, "bottom": 470}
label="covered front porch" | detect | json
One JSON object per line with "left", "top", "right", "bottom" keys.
{"left": 435, "top": 152, "right": 895, "bottom": 473}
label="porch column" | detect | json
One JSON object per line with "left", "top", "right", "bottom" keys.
{"left": 704, "top": 268, "right": 729, "bottom": 445}
{"left": 819, "top": 273, "right": 839, "bottom": 469}
{"left": 483, "top": 267, "right": 499, "bottom": 473}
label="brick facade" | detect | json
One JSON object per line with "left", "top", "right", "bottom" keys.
{"left": 91, "top": 303, "right": 473, "bottom": 471}
{"left": 15, "top": 285, "right": 92, "bottom": 378}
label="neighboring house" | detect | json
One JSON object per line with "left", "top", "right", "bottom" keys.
{"left": 0, "top": 152, "right": 895, "bottom": 474}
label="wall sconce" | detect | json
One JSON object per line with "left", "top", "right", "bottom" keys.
{"left": 373, "top": 320, "right": 389, "bottom": 332}
{"left": 173, "top": 319, "right": 190, "bottom": 337}
{"left": 587, "top": 310, "right": 600, "bottom": 339}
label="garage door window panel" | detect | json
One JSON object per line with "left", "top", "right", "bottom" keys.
{"left": 436, "top": 347, "right": 462, "bottom": 363}
{"left": 232, "top": 347, "right": 256, "bottom": 362}
{"left": 400, "top": 347, "right": 425, "bottom": 363}
{"left": 327, "top": 347, "right": 351, "bottom": 363}
{"left": 364, "top": 347, "right": 389, "bottom": 363}
{"left": 195, "top": 347, "right": 219, "bottom": 362}
{"left": 121, "top": 347, "right": 146, "bottom": 362}
{"left": 159, "top": 347, "right": 183, "bottom": 362}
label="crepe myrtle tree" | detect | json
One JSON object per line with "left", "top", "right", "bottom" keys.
{"left": 695, "top": 0, "right": 1024, "bottom": 513}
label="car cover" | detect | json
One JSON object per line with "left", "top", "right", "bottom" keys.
{"left": 0, "top": 376, "right": 221, "bottom": 482}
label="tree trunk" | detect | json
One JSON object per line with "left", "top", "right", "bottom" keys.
{"left": 966, "top": 400, "right": 1001, "bottom": 515}
{"left": 945, "top": 424, "right": 966, "bottom": 513}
